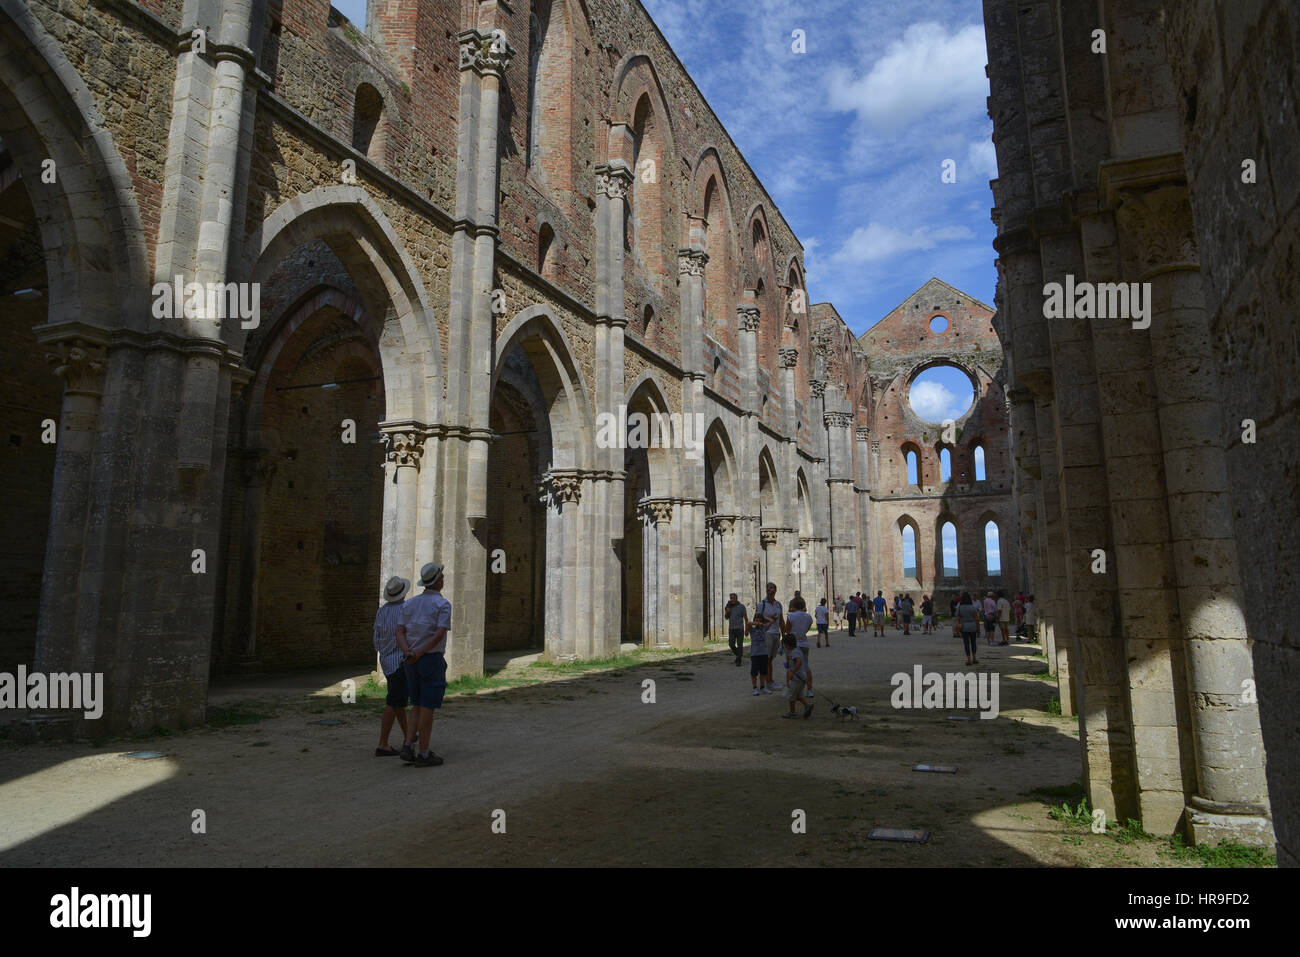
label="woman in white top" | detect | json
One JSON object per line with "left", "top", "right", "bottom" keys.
{"left": 787, "top": 596, "right": 815, "bottom": 697}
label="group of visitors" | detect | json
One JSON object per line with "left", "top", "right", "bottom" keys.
{"left": 950, "top": 590, "right": 1037, "bottom": 665}
{"left": 726, "top": 583, "right": 817, "bottom": 718}
{"left": 370, "top": 561, "right": 452, "bottom": 767}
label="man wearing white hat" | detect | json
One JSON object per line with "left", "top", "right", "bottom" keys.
{"left": 395, "top": 561, "right": 451, "bottom": 767}
{"left": 372, "top": 575, "right": 412, "bottom": 757}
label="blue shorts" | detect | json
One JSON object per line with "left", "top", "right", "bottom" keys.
{"left": 383, "top": 666, "right": 409, "bottom": 708}
{"left": 750, "top": 654, "right": 768, "bottom": 678}
{"left": 816, "top": 623, "right": 828, "bottom": 634}
{"left": 404, "top": 653, "right": 447, "bottom": 709}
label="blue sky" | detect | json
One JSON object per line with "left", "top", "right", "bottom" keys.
{"left": 331, "top": 0, "right": 997, "bottom": 336}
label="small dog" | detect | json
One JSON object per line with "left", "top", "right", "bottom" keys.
{"left": 831, "top": 703, "right": 859, "bottom": 722}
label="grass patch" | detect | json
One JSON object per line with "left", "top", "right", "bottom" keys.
{"left": 1046, "top": 695, "right": 1062, "bottom": 715}
{"left": 1161, "top": 836, "right": 1276, "bottom": 868}
{"left": 1024, "top": 670, "right": 1056, "bottom": 682}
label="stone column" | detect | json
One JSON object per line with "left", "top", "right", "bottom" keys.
{"left": 706, "top": 515, "right": 737, "bottom": 639}
{"left": 1113, "top": 180, "right": 1273, "bottom": 845}
{"left": 639, "top": 498, "right": 674, "bottom": 647}
{"left": 824, "top": 410, "right": 857, "bottom": 602}
{"left": 594, "top": 161, "right": 634, "bottom": 659}
{"left": 539, "top": 469, "right": 583, "bottom": 660}
{"left": 34, "top": 336, "right": 107, "bottom": 680}
{"left": 381, "top": 425, "right": 425, "bottom": 589}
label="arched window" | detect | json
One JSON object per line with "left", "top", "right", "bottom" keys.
{"left": 941, "top": 521, "right": 959, "bottom": 577}
{"left": 702, "top": 176, "right": 728, "bottom": 340}
{"left": 905, "top": 449, "right": 919, "bottom": 486}
{"left": 901, "top": 525, "right": 916, "bottom": 579}
{"left": 538, "top": 224, "right": 556, "bottom": 278}
{"left": 352, "top": 83, "right": 383, "bottom": 157}
{"left": 630, "top": 94, "right": 664, "bottom": 274}
{"left": 974, "top": 444, "right": 986, "bottom": 481}
{"left": 527, "top": 1, "right": 573, "bottom": 189}
{"left": 985, "top": 521, "right": 1001, "bottom": 576}
{"left": 939, "top": 447, "right": 952, "bottom": 482}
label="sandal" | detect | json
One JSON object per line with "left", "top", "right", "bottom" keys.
{"left": 374, "top": 747, "right": 400, "bottom": 757}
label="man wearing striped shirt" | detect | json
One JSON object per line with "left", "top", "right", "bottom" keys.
{"left": 372, "top": 576, "right": 412, "bottom": 757}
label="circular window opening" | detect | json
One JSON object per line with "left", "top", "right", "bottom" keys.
{"left": 909, "top": 364, "right": 974, "bottom": 424}
{"left": 929, "top": 315, "right": 949, "bottom": 333}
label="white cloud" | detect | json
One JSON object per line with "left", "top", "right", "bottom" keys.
{"left": 826, "top": 22, "right": 988, "bottom": 130}
{"left": 966, "top": 136, "right": 998, "bottom": 180}
{"left": 830, "top": 222, "right": 973, "bottom": 265}
{"left": 910, "top": 380, "right": 958, "bottom": 421}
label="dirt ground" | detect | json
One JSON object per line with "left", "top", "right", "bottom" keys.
{"left": 0, "top": 626, "right": 1206, "bottom": 867}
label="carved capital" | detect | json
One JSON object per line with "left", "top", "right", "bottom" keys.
{"left": 823, "top": 411, "right": 852, "bottom": 430}
{"left": 759, "top": 527, "right": 780, "bottom": 548}
{"left": 737, "top": 306, "right": 761, "bottom": 333}
{"left": 677, "top": 248, "right": 708, "bottom": 277}
{"left": 639, "top": 497, "right": 674, "bottom": 525}
{"left": 539, "top": 468, "right": 583, "bottom": 508}
{"left": 855, "top": 427, "right": 871, "bottom": 443}
{"left": 705, "top": 513, "right": 737, "bottom": 535}
{"left": 778, "top": 346, "right": 798, "bottom": 369}
{"left": 809, "top": 378, "right": 826, "bottom": 399}
{"left": 594, "top": 162, "right": 634, "bottom": 200}
{"left": 458, "top": 29, "right": 515, "bottom": 77}
{"left": 1114, "top": 185, "right": 1199, "bottom": 277}
{"left": 382, "top": 430, "right": 425, "bottom": 468}
{"left": 870, "top": 441, "right": 880, "bottom": 453}
{"left": 45, "top": 338, "right": 107, "bottom": 397}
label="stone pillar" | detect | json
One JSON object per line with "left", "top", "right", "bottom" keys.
{"left": 824, "top": 411, "right": 858, "bottom": 602}
{"left": 639, "top": 498, "right": 675, "bottom": 647}
{"left": 1035, "top": 395, "right": 1073, "bottom": 714}
{"left": 1113, "top": 180, "right": 1273, "bottom": 845}
{"left": 539, "top": 469, "right": 583, "bottom": 659}
{"left": 380, "top": 425, "right": 424, "bottom": 588}
{"left": 34, "top": 336, "right": 107, "bottom": 680}
{"left": 594, "top": 161, "right": 634, "bottom": 659}
{"left": 706, "top": 515, "right": 737, "bottom": 639}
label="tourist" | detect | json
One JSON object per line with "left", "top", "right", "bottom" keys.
{"left": 815, "top": 596, "right": 830, "bottom": 648}
{"left": 872, "top": 590, "right": 886, "bottom": 636}
{"left": 779, "top": 634, "right": 813, "bottom": 719}
{"left": 997, "top": 590, "right": 1013, "bottom": 645}
{"left": 982, "top": 591, "right": 999, "bottom": 646}
{"left": 900, "top": 593, "right": 914, "bottom": 635}
{"left": 1013, "top": 593, "right": 1026, "bottom": 639}
{"left": 956, "top": 592, "right": 980, "bottom": 666}
{"left": 1025, "top": 594, "right": 1038, "bottom": 641}
{"left": 724, "top": 592, "right": 749, "bottom": 666}
{"left": 395, "top": 562, "right": 452, "bottom": 767}
{"left": 372, "top": 575, "right": 411, "bottom": 757}
{"left": 832, "top": 594, "right": 844, "bottom": 630}
{"left": 845, "top": 593, "right": 858, "bottom": 636}
{"left": 749, "top": 619, "right": 771, "bottom": 696}
{"left": 754, "top": 582, "right": 786, "bottom": 691}
{"left": 949, "top": 593, "right": 960, "bottom": 620}
{"left": 920, "top": 594, "right": 934, "bottom": 634}
{"left": 787, "top": 596, "right": 814, "bottom": 697}
{"left": 893, "top": 594, "right": 902, "bottom": 629}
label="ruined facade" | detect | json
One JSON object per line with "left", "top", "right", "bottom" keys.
{"left": 983, "top": 0, "right": 1294, "bottom": 857}
{"left": 0, "top": 0, "right": 1019, "bottom": 745}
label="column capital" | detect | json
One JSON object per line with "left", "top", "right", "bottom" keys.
{"left": 737, "top": 306, "right": 761, "bottom": 333}
{"left": 855, "top": 426, "right": 870, "bottom": 442}
{"left": 705, "top": 513, "right": 738, "bottom": 535}
{"left": 381, "top": 427, "right": 426, "bottom": 468}
{"left": 778, "top": 346, "right": 798, "bottom": 369}
{"left": 594, "top": 162, "right": 634, "bottom": 200}
{"left": 1114, "top": 184, "right": 1199, "bottom": 277}
{"left": 677, "top": 248, "right": 709, "bottom": 277}
{"left": 458, "top": 29, "right": 515, "bottom": 77}
{"left": 809, "top": 378, "right": 826, "bottom": 399}
{"left": 539, "top": 468, "right": 584, "bottom": 508}
{"left": 44, "top": 337, "right": 108, "bottom": 397}
{"left": 759, "top": 527, "right": 780, "bottom": 548}
{"left": 639, "top": 497, "right": 674, "bottom": 525}
{"left": 823, "top": 411, "right": 852, "bottom": 430}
